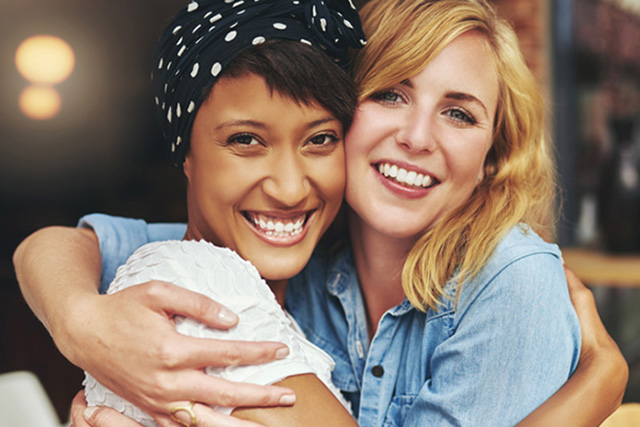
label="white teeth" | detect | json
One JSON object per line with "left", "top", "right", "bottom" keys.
{"left": 377, "top": 162, "right": 435, "bottom": 189}
{"left": 248, "top": 213, "right": 306, "bottom": 237}
{"left": 406, "top": 171, "right": 417, "bottom": 186}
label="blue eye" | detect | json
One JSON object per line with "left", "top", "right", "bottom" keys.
{"left": 370, "top": 90, "right": 402, "bottom": 104}
{"left": 446, "top": 108, "right": 477, "bottom": 125}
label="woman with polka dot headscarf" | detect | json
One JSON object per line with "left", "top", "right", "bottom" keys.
{"left": 22, "top": 1, "right": 367, "bottom": 426}
{"left": 15, "top": 1, "right": 626, "bottom": 426}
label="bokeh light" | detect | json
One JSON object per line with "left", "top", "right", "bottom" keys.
{"left": 15, "top": 35, "right": 75, "bottom": 84}
{"left": 19, "top": 86, "right": 62, "bottom": 120}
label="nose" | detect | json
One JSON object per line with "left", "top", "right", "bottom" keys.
{"left": 395, "top": 108, "right": 437, "bottom": 153}
{"left": 261, "top": 150, "right": 311, "bottom": 207}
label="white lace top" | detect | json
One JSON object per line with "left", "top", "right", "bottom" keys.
{"left": 84, "top": 240, "right": 349, "bottom": 426}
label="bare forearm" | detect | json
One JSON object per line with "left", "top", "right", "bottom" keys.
{"left": 233, "top": 374, "right": 357, "bottom": 427}
{"left": 13, "top": 226, "right": 102, "bottom": 363}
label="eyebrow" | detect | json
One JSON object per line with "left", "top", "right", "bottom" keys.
{"left": 399, "top": 79, "right": 489, "bottom": 117}
{"left": 215, "top": 116, "right": 339, "bottom": 131}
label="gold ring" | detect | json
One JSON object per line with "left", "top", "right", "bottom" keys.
{"left": 170, "top": 401, "right": 197, "bottom": 427}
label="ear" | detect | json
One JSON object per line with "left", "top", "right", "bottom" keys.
{"left": 183, "top": 154, "right": 192, "bottom": 181}
{"left": 476, "top": 167, "right": 485, "bottom": 185}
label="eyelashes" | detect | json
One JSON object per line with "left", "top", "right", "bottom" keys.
{"left": 445, "top": 107, "right": 477, "bottom": 125}
{"left": 370, "top": 89, "right": 403, "bottom": 105}
{"left": 227, "top": 133, "right": 260, "bottom": 146}
{"left": 369, "top": 89, "right": 479, "bottom": 126}
{"left": 224, "top": 131, "right": 342, "bottom": 154}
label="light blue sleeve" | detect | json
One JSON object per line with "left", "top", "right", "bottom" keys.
{"left": 405, "top": 252, "right": 581, "bottom": 426}
{"left": 77, "top": 213, "right": 187, "bottom": 293}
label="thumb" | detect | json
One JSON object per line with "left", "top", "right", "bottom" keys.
{"left": 84, "top": 406, "right": 145, "bottom": 427}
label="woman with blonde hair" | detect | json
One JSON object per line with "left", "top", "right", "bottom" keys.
{"left": 353, "top": 0, "right": 559, "bottom": 315}
{"left": 15, "top": 0, "right": 626, "bottom": 426}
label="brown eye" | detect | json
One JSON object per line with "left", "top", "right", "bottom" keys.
{"left": 228, "top": 133, "right": 260, "bottom": 146}
{"left": 309, "top": 133, "right": 338, "bottom": 145}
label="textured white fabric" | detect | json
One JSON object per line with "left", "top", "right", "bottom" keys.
{"left": 84, "top": 240, "right": 348, "bottom": 426}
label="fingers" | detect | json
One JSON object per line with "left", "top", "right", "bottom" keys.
{"left": 563, "top": 265, "right": 595, "bottom": 308}
{"left": 141, "top": 281, "right": 240, "bottom": 329}
{"left": 174, "top": 335, "right": 290, "bottom": 369}
{"left": 83, "top": 406, "right": 147, "bottom": 427}
{"left": 70, "top": 390, "right": 93, "bottom": 427}
{"left": 70, "top": 390, "right": 145, "bottom": 427}
{"left": 169, "top": 401, "right": 267, "bottom": 427}
{"left": 182, "top": 374, "right": 296, "bottom": 409}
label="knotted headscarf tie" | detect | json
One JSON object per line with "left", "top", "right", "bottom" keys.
{"left": 152, "top": 0, "right": 366, "bottom": 166}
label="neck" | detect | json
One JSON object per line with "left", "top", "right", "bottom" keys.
{"left": 347, "top": 207, "right": 416, "bottom": 337}
{"left": 266, "top": 279, "right": 288, "bottom": 307}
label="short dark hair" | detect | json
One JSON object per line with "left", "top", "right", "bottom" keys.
{"left": 206, "top": 40, "right": 357, "bottom": 133}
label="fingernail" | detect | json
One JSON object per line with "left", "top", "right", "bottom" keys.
{"left": 279, "top": 394, "right": 296, "bottom": 405}
{"left": 84, "top": 406, "right": 97, "bottom": 420}
{"left": 218, "top": 307, "right": 238, "bottom": 325}
{"left": 275, "top": 347, "right": 289, "bottom": 359}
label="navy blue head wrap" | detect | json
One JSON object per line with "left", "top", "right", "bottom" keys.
{"left": 152, "top": 0, "right": 366, "bottom": 166}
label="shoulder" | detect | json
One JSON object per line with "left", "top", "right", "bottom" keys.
{"left": 112, "top": 240, "right": 267, "bottom": 299}
{"left": 455, "top": 224, "right": 567, "bottom": 315}
{"left": 78, "top": 213, "right": 186, "bottom": 244}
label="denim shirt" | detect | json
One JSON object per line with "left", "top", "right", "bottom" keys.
{"left": 80, "top": 213, "right": 580, "bottom": 426}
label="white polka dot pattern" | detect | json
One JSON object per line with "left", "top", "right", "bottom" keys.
{"left": 150, "top": 0, "right": 366, "bottom": 167}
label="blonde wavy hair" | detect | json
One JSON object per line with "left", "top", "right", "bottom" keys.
{"left": 352, "top": 0, "right": 557, "bottom": 311}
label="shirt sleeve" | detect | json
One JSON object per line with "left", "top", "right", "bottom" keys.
{"left": 77, "top": 213, "right": 186, "bottom": 293}
{"left": 404, "top": 252, "right": 581, "bottom": 426}
{"left": 84, "top": 240, "right": 348, "bottom": 423}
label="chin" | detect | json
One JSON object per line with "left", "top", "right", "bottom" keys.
{"left": 254, "top": 260, "right": 306, "bottom": 283}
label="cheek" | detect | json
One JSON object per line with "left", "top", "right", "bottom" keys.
{"left": 451, "top": 136, "right": 492, "bottom": 183}
{"left": 319, "top": 152, "right": 346, "bottom": 203}
{"left": 345, "top": 103, "right": 386, "bottom": 160}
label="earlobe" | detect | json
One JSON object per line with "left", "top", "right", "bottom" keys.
{"left": 183, "top": 156, "right": 191, "bottom": 180}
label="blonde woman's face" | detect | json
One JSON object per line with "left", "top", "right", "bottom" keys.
{"left": 345, "top": 30, "right": 498, "bottom": 241}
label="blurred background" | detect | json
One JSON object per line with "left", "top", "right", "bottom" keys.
{"left": 0, "top": 0, "right": 638, "bottom": 423}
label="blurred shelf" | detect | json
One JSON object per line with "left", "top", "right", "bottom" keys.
{"left": 561, "top": 248, "right": 640, "bottom": 287}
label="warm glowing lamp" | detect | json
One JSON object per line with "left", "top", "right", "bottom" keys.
{"left": 15, "top": 35, "right": 75, "bottom": 84}
{"left": 19, "top": 86, "right": 62, "bottom": 120}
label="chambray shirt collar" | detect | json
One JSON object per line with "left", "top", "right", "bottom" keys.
{"left": 321, "top": 247, "right": 420, "bottom": 420}
{"left": 326, "top": 246, "right": 416, "bottom": 317}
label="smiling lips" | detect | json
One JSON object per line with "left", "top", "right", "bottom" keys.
{"left": 244, "top": 212, "right": 309, "bottom": 239}
{"left": 376, "top": 162, "right": 437, "bottom": 189}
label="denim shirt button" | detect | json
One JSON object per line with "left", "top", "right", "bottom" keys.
{"left": 371, "top": 365, "right": 384, "bottom": 378}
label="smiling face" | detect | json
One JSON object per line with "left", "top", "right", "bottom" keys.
{"left": 345, "top": 30, "right": 499, "bottom": 242}
{"left": 183, "top": 73, "right": 345, "bottom": 282}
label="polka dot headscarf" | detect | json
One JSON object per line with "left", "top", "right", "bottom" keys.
{"left": 152, "top": 0, "right": 366, "bottom": 166}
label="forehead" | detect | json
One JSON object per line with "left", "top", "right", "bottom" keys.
{"left": 194, "top": 73, "right": 337, "bottom": 133}
{"left": 203, "top": 73, "right": 322, "bottom": 112}
{"left": 416, "top": 31, "right": 499, "bottom": 113}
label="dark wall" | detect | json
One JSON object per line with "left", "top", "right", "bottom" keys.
{"left": 1, "top": 0, "right": 372, "bottom": 420}
{"left": 1, "top": 1, "right": 187, "bottom": 420}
